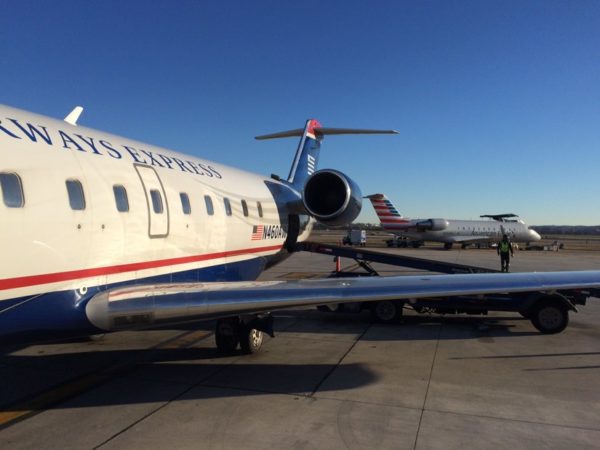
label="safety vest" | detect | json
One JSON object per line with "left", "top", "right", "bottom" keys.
{"left": 499, "top": 241, "right": 511, "bottom": 253}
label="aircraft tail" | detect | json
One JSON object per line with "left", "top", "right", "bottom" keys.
{"left": 255, "top": 119, "right": 322, "bottom": 189}
{"left": 256, "top": 120, "right": 398, "bottom": 190}
{"left": 365, "top": 193, "right": 410, "bottom": 229}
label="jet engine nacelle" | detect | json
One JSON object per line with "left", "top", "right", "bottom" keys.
{"left": 416, "top": 218, "right": 449, "bottom": 231}
{"left": 302, "top": 169, "right": 362, "bottom": 226}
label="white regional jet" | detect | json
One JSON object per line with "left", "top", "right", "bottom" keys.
{"left": 367, "top": 194, "right": 541, "bottom": 249}
{"left": 0, "top": 104, "right": 597, "bottom": 352}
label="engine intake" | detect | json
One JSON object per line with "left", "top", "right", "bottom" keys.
{"left": 303, "top": 170, "right": 362, "bottom": 226}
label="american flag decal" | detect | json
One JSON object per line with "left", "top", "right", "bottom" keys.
{"left": 251, "top": 225, "right": 264, "bottom": 240}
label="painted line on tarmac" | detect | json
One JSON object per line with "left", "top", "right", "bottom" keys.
{"left": 0, "top": 329, "right": 212, "bottom": 429}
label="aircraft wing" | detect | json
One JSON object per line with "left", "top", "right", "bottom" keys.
{"left": 85, "top": 271, "right": 600, "bottom": 331}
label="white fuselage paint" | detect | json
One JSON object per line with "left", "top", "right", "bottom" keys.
{"left": 0, "top": 105, "right": 312, "bottom": 304}
{"left": 386, "top": 218, "right": 540, "bottom": 244}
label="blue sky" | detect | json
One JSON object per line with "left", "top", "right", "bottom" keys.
{"left": 2, "top": 1, "right": 599, "bottom": 225}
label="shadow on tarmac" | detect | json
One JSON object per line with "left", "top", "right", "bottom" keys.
{"left": 281, "top": 309, "right": 540, "bottom": 340}
{"left": 0, "top": 345, "right": 377, "bottom": 412}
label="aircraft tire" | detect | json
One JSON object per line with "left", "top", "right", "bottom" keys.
{"left": 530, "top": 300, "right": 569, "bottom": 334}
{"left": 239, "top": 326, "right": 264, "bottom": 354}
{"left": 371, "top": 300, "right": 403, "bottom": 324}
{"left": 215, "top": 318, "right": 240, "bottom": 353}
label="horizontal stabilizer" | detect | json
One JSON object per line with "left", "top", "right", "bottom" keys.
{"left": 256, "top": 127, "right": 398, "bottom": 140}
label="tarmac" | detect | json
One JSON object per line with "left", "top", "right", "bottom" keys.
{"left": 1, "top": 247, "right": 600, "bottom": 449}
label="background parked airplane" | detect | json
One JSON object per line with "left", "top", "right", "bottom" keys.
{"left": 366, "top": 193, "right": 541, "bottom": 249}
{"left": 0, "top": 105, "right": 594, "bottom": 353}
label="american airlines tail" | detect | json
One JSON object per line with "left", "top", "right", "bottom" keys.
{"left": 365, "top": 193, "right": 410, "bottom": 229}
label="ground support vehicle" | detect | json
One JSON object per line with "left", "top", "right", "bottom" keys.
{"left": 296, "top": 242, "right": 598, "bottom": 334}
{"left": 343, "top": 229, "right": 367, "bottom": 246}
{"left": 385, "top": 235, "right": 423, "bottom": 248}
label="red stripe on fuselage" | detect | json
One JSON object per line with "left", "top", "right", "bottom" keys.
{"left": 0, "top": 245, "right": 282, "bottom": 291}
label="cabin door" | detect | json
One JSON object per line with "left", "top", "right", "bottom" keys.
{"left": 134, "top": 164, "right": 169, "bottom": 238}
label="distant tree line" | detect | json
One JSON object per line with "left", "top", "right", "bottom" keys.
{"left": 530, "top": 225, "right": 600, "bottom": 235}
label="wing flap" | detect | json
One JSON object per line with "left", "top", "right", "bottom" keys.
{"left": 85, "top": 271, "right": 600, "bottom": 331}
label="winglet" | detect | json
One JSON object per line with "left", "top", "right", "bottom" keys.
{"left": 64, "top": 106, "right": 84, "bottom": 126}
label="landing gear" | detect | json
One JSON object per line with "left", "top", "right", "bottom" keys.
{"left": 371, "top": 300, "right": 403, "bottom": 323}
{"left": 215, "top": 317, "right": 240, "bottom": 353}
{"left": 215, "top": 314, "right": 273, "bottom": 354}
{"left": 444, "top": 243, "right": 453, "bottom": 250}
{"left": 240, "top": 326, "right": 264, "bottom": 354}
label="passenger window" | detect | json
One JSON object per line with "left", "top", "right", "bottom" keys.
{"left": 224, "top": 197, "right": 232, "bottom": 216}
{"left": 180, "top": 192, "right": 191, "bottom": 215}
{"left": 204, "top": 195, "right": 214, "bottom": 216}
{"left": 241, "top": 199, "right": 248, "bottom": 217}
{"left": 66, "top": 179, "right": 85, "bottom": 210}
{"left": 257, "top": 201, "right": 263, "bottom": 218}
{"left": 150, "top": 189, "right": 163, "bottom": 214}
{"left": 0, "top": 172, "right": 24, "bottom": 208}
{"left": 113, "top": 185, "right": 129, "bottom": 212}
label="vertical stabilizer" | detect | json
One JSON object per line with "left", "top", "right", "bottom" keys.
{"left": 365, "top": 193, "right": 410, "bottom": 229}
{"left": 286, "top": 119, "right": 322, "bottom": 189}
{"left": 255, "top": 121, "right": 398, "bottom": 190}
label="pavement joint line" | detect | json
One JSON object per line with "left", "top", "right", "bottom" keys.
{"left": 310, "top": 322, "right": 373, "bottom": 397}
{"left": 312, "top": 393, "right": 425, "bottom": 411}
{"left": 94, "top": 316, "right": 348, "bottom": 448}
{"left": 95, "top": 346, "right": 248, "bottom": 448}
{"left": 300, "top": 391, "right": 600, "bottom": 434}
{"left": 413, "top": 321, "right": 443, "bottom": 450}
{"left": 0, "top": 328, "right": 212, "bottom": 430}
{"left": 422, "top": 407, "right": 600, "bottom": 433}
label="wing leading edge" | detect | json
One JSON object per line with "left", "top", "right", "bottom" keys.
{"left": 86, "top": 271, "right": 600, "bottom": 331}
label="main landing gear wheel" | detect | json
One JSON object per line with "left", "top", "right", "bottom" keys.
{"left": 215, "top": 318, "right": 240, "bottom": 353}
{"left": 215, "top": 316, "right": 270, "bottom": 354}
{"left": 239, "top": 326, "right": 264, "bottom": 354}
{"left": 529, "top": 298, "right": 570, "bottom": 334}
{"left": 444, "top": 243, "right": 453, "bottom": 250}
{"left": 371, "top": 300, "right": 403, "bottom": 324}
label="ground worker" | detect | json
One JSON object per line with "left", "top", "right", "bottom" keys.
{"left": 497, "top": 234, "right": 514, "bottom": 272}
